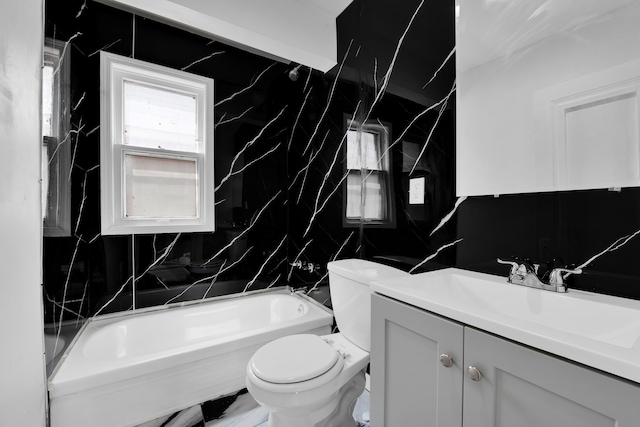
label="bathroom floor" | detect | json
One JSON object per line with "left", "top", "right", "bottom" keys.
{"left": 137, "top": 388, "right": 370, "bottom": 427}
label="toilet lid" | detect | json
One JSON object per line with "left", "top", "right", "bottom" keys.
{"left": 250, "top": 334, "right": 339, "bottom": 384}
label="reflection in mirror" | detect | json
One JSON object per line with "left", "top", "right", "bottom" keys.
{"left": 456, "top": 0, "right": 640, "bottom": 196}
{"left": 42, "top": 37, "right": 72, "bottom": 236}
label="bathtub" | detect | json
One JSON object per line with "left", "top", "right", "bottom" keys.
{"left": 48, "top": 288, "right": 333, "bottom": 427}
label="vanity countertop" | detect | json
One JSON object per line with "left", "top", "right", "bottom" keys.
{"left": 371, "top": 267, "right": 640, "bottom": 384}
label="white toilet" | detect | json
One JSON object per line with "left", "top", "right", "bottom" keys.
{"left": 246, "top": 259, "right": 409, "bottom": 426}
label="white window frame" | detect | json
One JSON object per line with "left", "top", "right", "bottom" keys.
{"left": 43, "top": 38, "right": 72, "bottom": 237}
{"left": 343, "top": 118, "right": 396, "bottom": 228}
{"left": 100, "top": 52, "right": 215, "bottom": 235}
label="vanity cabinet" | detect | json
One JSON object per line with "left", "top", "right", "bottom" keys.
{"left": 370, "top": 293, "right": 640, "bottom": 427}
{"left": 369, "top": 292, "right": 464, "bottom": 426}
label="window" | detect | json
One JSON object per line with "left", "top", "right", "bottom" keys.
{"left": 42, "top": 38, "right": 72, "bottom": 237}
{"left": 100, "top": 52, "right": 214, "bottom": 235}
{"left": 344, "top": 119, "right": 395, "bottom": 227}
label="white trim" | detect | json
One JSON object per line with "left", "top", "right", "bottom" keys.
{"left": 100, "top": 51, "right": 215, "bottom": 235}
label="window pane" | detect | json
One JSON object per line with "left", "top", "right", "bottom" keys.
{"left": 346, "top": 172, "right": 362, "bottom": 218}
{"left": 346, "top": 172, "right": 384, "bottom": 220}
{"left": 42, "top": 64, "right": 54, "bottom": 138}
{"left": 363, "top": 173, "right": 384, "bottom": 220}
{"left": 123, "top": 81, "right": 198, "bottom": 152}
{"left": 124, "top": 154, "right": 198, "bottom": 218}
{"left": 347, "top": 130, "right": 381, "bottom": 170}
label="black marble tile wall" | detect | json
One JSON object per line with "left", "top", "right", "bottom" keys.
{"left": 42, "top": 0, "right": 640, "bottom": 332}
{"left": 457, "top": 189, "right": 640, "bottom": 300}
{"left": 42, "top": 0, "right": 457, "bottom": 325}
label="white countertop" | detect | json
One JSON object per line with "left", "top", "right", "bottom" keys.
{"left": 371, "top": 267, "right": 640, "bottom": 384}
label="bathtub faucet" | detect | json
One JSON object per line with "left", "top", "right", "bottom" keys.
{"left": 497, "top": 258, "right": 581, "bottom": 293}
{"left": 290, "top": 260, "right": 320, "bottom": 273}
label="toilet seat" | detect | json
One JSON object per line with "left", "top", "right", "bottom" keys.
{"left": 250, "top": 334, "right": 340, "bottom": 384}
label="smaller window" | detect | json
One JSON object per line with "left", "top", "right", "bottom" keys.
{"left": 344, "top": 119, "right": 395, "bottom": 227}
{"left": 100, "top": 52, "right": 214, "bottom": 235}
{"left": 42, "top": 38, "right": 72, "bottom": 237}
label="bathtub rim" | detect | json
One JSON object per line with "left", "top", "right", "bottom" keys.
{"left": 48, "top": 286, "right": 333, "bottom": 393}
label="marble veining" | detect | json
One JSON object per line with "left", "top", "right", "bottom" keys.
{"left": 41, "top": 0, "right": 640, "bottom": 422}
{"left": 136, "top": 388, "right": 370, "bottom": 427}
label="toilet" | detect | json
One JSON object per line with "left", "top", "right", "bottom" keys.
{"left": 246, "top": 259, "right": 409, "bottom": 426}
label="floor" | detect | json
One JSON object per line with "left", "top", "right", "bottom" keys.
{"left": 137, "top": 388, "right": 370, "bottom": 427}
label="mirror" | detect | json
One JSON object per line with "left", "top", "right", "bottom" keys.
{"left": 456, "top": 0, "right": 640, "bottom": 196}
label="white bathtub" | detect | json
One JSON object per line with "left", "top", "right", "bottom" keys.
{"left": 48, "top": 289, "right": 333, "bottom": 427}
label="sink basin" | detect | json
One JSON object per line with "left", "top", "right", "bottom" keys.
{"left": 371, "top": 267, "right": 640, "bottom": 383}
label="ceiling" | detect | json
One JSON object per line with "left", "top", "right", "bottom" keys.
{"left": 457, "top": 0, "right": 638, "bottom": 72}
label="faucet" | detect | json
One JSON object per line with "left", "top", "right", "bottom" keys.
{"left": 497, "top": 258, "right": 582, "bottom": 293}
{"left": 290, "top": 260, "right": 320, "bottom": 274}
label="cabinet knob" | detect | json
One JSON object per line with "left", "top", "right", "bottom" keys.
{"left": 439, "top": 354, "right": 454, "bottom": 368}
{"left": 467, "top": 366, "right": 483, "bottom": 381}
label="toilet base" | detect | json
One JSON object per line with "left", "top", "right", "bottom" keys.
{"left": 266, "top": 369, "right": 366, "bottom": 427}
{"left": 319, "top": 369, "right": 366, "bottom": 427}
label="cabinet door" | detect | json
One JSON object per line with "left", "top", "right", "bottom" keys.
{"left": 370, "top": 294, "right": 464, "bottom": 427}
{"left": 463, "top": 327, "right": 640, "bottom": 427}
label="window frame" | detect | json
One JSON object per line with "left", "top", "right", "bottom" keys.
{"left": 343, "top": 117, "right": 396, "bottom": 228}
{"left": 100, "top": 51, "right": 215, "bottom": 235}
{"left": 43, "top": 38, "right": 72, "bottom": 237}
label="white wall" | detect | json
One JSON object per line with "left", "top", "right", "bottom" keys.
{"left": 0, "top": 1, "right": 47, "bottom": 426}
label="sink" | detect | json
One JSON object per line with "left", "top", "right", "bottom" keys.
{"left": 371, "top": 267, "right": 640, "bottom": 383}
{"left": 416, "top": 269, "right": 640, "bottom": 348}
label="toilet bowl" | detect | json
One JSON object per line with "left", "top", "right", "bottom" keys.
{"left": 246, "top": 333, "right": 368, "bottom": 427}
{"left": 246, "top": 259, "right": 409, "bottom": 426}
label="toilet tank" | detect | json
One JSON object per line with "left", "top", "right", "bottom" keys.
{"left": 327, "top": 259, "right": 409, "bottom": 351}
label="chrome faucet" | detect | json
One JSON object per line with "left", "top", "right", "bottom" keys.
{"left": 289, "top": 260, "right": 320, "bottom": 273}
{"left": 497, "top": 258, "right": 582, "bottom": 293}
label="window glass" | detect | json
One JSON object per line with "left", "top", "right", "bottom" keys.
{"left": 123, "top": 81, "right": 198, "bottom": 152}
{"left": 346, "top": 129, "right": 381, "bottom": 170}
{"left": 42, "top": 63, "right": 55, "bottom": 138}
{"left": 346, "top": 172, "right": 384, "bottom": 220}
{"left": 124, "top": 153, "right": 198, "bottom": 218}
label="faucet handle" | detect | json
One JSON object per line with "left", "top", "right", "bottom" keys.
{"left": 497, "top": 258, "right": 518, "bottom": 265}
{"left": 497, "top": 257, "right": 537, "bottom": 274}
{"left": 497, "top": 257, "right": 519, "bottom": 273}
{"left": 549, "top": 267, "right": 582, "bottom": 286}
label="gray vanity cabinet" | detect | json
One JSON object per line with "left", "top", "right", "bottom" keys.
{"left": 370, "top": 293, "right": 640, "bottom": 427}
{"left": 370, "top": 293, "right": 464, "bottom": 426}
{"left": 463, "top": 326, "right": 640, "bottom": 426}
